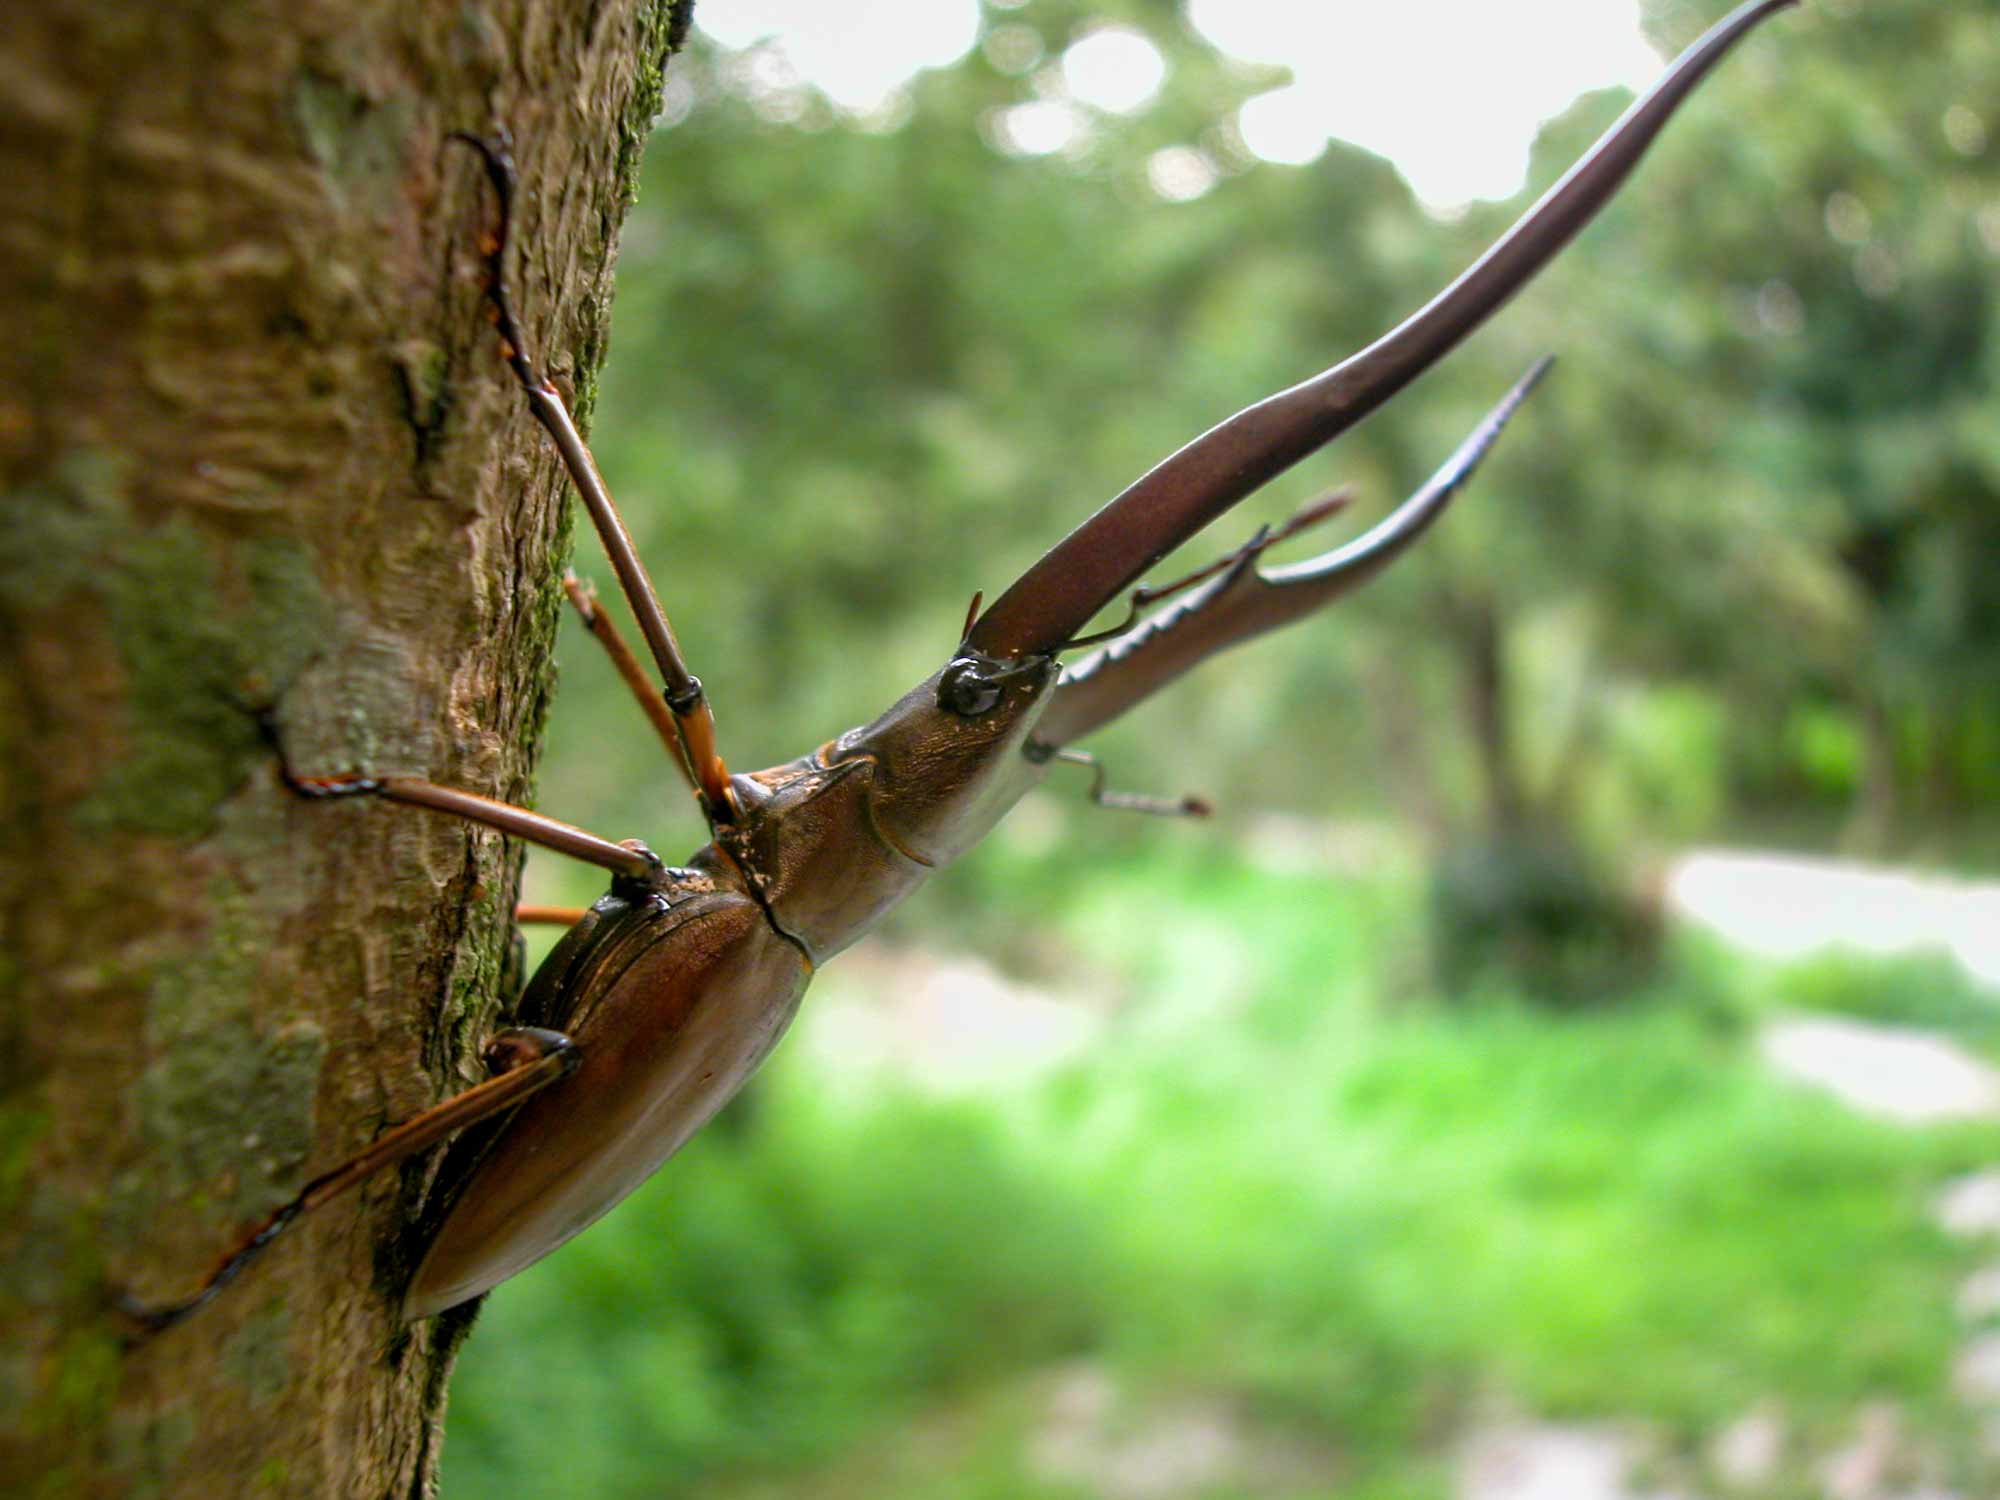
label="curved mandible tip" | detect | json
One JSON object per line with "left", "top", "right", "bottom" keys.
{"left": 963, "top": 0, "right": 1797, "bottom": 663}
{"left": 1035, "top": 356, "right": 1556, "bottom": 749}
{"left": 1262, "top": 354, "right": 1555, "bottom": 598}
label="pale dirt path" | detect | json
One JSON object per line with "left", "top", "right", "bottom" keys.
{"left": 1464, "top": 850, "right": 2000, "bottom": 1500}
{"left": 1666, "top": 849, "right": 2000, "bottom": 989}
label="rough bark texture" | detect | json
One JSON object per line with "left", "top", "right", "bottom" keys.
{"left": 0, "top": 2, "right": 688, "bottom": 1494}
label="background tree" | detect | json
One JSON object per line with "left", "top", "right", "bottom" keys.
{"left": 1616, "top": 0, "right": 2000, "bottom": 853}
{"left": 0, "top": 1, "right": 686, "bottom": 1493}
{"left": 1409, "top": 0, "right": 2000, "bottom": 986}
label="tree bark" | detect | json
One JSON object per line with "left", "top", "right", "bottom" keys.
{"left": 0, "top": 2, "right": 687, "bottom": 1494}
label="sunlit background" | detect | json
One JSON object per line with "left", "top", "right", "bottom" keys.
{"left": 444, "top": 2, "right": 2000, "bottom": 1496}
{"left": 696, "top": 0, "right": 1664, "bottom": 209}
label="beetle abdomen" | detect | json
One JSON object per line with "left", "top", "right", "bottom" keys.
{"left": 404, "top": 887, "right": 809, "bottom": 1318}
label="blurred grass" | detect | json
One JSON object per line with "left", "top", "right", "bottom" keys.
{"left": 445, "top": 834, "right": 1994, "bottom": 1498}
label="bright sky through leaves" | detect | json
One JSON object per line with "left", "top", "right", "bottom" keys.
{"left": 1188, "top": 0, "right": 1663, "bottom": 208}
{"left": 697, "top": 0, "right": 1668, "bottom": 211}
{"left": 697, "top": 0, "right": 984, "bottom": 115}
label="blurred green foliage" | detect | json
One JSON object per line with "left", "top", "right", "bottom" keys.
{"left": 450, "top": 1, "right": 1999, "bottom": 1493}
{"left": 1768, "top": 949, "right": 2000, "bottom": 1053}
{"left": 534, "top": 0, "right": 1999, "bottom": 881}
{"left": 448, "top": 843, "right": 1991, "bottom": 1498}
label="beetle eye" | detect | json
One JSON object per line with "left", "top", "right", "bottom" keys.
{"left": 937, "top": 657, "right": 1003, "bottom": 717}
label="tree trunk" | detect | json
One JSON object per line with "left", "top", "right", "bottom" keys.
{"left": 1843, "top": 683, "right": 1900, "bottom": 858}
{"left": 0, "top": 2, "right": 687, "bottom": 1494}
{"left": 1452, "top": 591, "right": 1529, "bottom": 838}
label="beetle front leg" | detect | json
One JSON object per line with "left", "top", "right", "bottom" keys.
{"left": 452, "top": 131, "right": 739, "bottom": 826}
{"left": 255, "top": 708, "right": 662, "bottom": 882}
{"left": 290, "top": 768, "right": 661, "bottom": 881}
{"left": 118, "top": 1026, "right": 580, "bottom": 1338}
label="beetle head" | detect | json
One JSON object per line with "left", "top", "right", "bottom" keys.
{"left": 723, "top": 648, "right": 1057, "bottom": 961}
{"left": 839, "top": 647, "right": 1060, "bottom": 867}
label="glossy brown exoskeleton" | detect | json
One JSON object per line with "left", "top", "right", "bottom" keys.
{"left": 127, "top": 0, "right": 1799, "bottom": 1331}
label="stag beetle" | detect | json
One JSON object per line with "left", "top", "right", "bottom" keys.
{"left": 125, "top": 0, "right": 1798, "bottom": 1331}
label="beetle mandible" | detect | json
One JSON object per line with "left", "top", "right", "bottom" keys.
{"left": 124, "top": 0, "right": 1799, "bottom": 1332}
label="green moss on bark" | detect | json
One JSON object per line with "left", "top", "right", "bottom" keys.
{"left": 1, "top": 455, "right": 335, "bottom": 841}
{"left": 220, "top": 1302, "right": 292, "bottom": 1406}
{"left": 105, "top": 1405, "right": 197, "bottom": 1500}
{"left": 0, "top": 1108, "right": 47, "bottom": 1215}
{"left": 288, "top": 69, "right": 416, "bottom": 219}
{"left": 135, "top": 880, "right": 325, "bottom": 1222}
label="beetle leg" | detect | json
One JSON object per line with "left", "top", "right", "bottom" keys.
{"left": 287, "top": 770, "right": 659, "bottom": 881}
{"left": 257, "top": 709, "right": 661, "bottom": 881}
{"left": 118, "top": 1027, "right": 580, "bottom": 1338}
{"left": 451, "top": 131, "right": 739, "bottom": 825}
{"left": 515, "top": 904, "right": 591, "bottom": 926}
{"left": 1027, "top": 743, "right": 1211, "bottom": 819}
